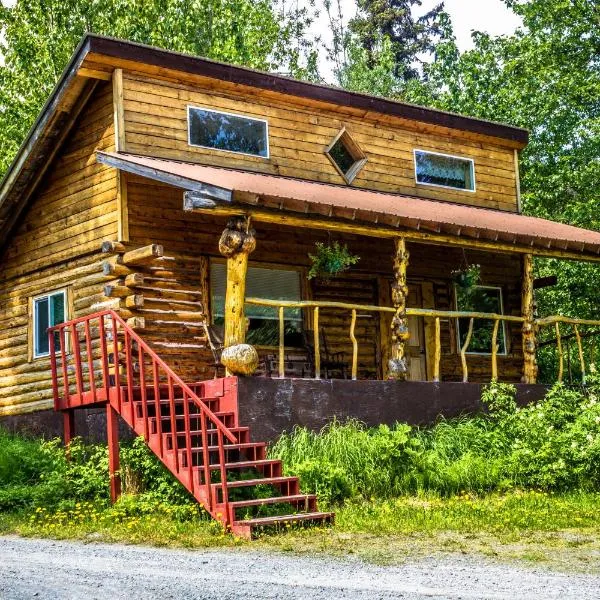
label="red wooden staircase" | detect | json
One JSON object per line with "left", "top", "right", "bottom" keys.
{"left": 48, "top": 310, "right": 333, "bottom": 539}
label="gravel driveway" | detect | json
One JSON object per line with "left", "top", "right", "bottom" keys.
{"left": 1, "top": 535, "right": 599, "bottom": 599}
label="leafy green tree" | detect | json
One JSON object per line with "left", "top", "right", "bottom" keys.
{"left": 0, "top": 0, "right": 314, "bottom": 178}
{"left": 349, "top": 0, "right": 445, "bottom": 80}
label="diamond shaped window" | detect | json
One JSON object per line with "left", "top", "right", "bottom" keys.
{"left": 325, "top": 128, "right": 367, "bottom": 184}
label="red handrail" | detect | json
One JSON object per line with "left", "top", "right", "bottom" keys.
{"left": 48, "top": 310, "right": 237, "bottom": 525}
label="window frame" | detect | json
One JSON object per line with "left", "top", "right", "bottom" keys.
{"left": 187, "top": 105, "right": 270, "bottom": 159}
{"left": 325, "top": 127, "right": 367, "bottom": 185}
{"left": 454, "top": 284, "right": 507, "bottom": 356}
{"left": 413, "top": 149, "right": 476, "bottom": 193}
{"left": 31, "top": 288, "right": 69, "bottom": 360}
{"left": 209, "top": 259, "right": 306, "bottom": 350}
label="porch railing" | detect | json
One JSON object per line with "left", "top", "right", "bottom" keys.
{"left": 245, "top": 298, "right": 600, "bottom": 383}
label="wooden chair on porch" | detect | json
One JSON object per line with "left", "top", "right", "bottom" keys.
{"left": 302, "top": 329, "right": 348, "bottom": 379}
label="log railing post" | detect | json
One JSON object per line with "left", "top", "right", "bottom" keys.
{"left": 555, "top": 322, "right": 564, "bottom": 383}
{"left": 219, "top": 216, "right": 256, "bottom": 348}
{"left": 389, "top": 238, "right": 410, "bottom": 380}
{"left": 521, "top": 253, "right": 538, "bottom": 383}
{"left": 433, "top": 317, "right": 441, "bottom": 382}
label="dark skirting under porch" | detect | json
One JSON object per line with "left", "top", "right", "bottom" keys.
{"left": 237, "top": 379, "right": 548, "bottom": 442}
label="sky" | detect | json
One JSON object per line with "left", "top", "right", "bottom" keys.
{"left": 310, "top": 0, "right": 522, "bottom": 81}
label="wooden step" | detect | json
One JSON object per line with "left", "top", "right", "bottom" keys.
{"left": 236, "top": 511, "right": 335, "bottom": 527}
{"left": 214, "top": 476, "right": 298, "bottom": 490}
{"left": 203, "top": 459, "right": 282, "bottom": 471}
{"left": 228, "top": 494, "right": 316, "bottom": 509}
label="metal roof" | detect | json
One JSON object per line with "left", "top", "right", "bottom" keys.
{"left": 97, "top": 152, "right": 600, "bottom": 260}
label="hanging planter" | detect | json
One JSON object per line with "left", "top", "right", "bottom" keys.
{"left": 308, "top": 241, "right": 360, "bottom": 281}
{"left": 451, "top": 263, "right": 481, "bottom": 289}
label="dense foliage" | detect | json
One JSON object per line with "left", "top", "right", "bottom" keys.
{"left": 0, "top": 0, "right": 314, "bottom": 178}
{"left": 271, "top": 378, "right": 600, "bottom": 503}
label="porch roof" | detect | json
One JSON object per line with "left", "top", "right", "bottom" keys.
{"left": 97, "top": 151, "right": 600, "bottom": 260}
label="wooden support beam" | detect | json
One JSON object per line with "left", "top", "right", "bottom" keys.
{"left": 433, "top": 317, "right": 441, "bottom": 383}
{"left": 388, "top": 238, "right": 410, "bottom": 380}
{"left": 219, "top": 217, "right": 256, "bottom": 348}
{"left": 122, "top": 244, "right": 163, "bottom": 266}
{"left": 63, "top": 410, "right": 75, "bottom": 447}
{"left": 106, "top": 404, "right": 121, "bottom": 503}
{"left": 555, "top": 322, "right": 564, "bottom": 383}
{"left": 461, "top": 318, "right": 474, "bottom": 383}
{"left": 521, "top": 254, "right": 538, "bottom": 383}
{"left": 491, "top": 319, "right": 500, "bottom": 381}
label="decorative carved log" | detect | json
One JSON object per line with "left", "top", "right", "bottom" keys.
{"left": 219, "top": 216, "right": 256, "bottom": 348}
{"left": 521, "top": 253, "right": 538, "bottom": 383}
{"left": 388, "top": 238, "right": 410, "bottom": 380}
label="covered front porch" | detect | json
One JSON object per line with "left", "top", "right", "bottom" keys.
{"left": 98, "top": 151, "right": 600, "bottom": 388}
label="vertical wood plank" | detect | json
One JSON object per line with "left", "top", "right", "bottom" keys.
{"left": 314, "top": 306, "right": 320, "bottom": 379}
{"left": 574, "top": 324, "right": 586, "bottom": 384}
{"left": 106, "top": 403, "right": 122, "bottom": 503}
{"left": 521, "top": 253, "right": 538, "bottom": 383}
{"left": 278, "top": 306, "right": 285, "bottom": 378}
{"left": 491, "top": 319, "right": 500, "bottom": 381}
{"left": 433, "top": 316, "right": 441, "bottom": 382}
{"left": 461, "top": 318, "right": 474, "bottom": 383}
{"left": 350, "top": 308, "right": 358, "bottom": 381}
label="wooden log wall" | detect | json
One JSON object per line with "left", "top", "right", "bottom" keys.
{"left": 0, "top": 81, "right": 119, "bottom": 416}
{"left": 126, "top": 177, "right": 524, "bottom": 383}
{"left": 120, "top": 71, "right": 519, "bottom": 212}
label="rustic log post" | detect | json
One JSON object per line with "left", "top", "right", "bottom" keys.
{"left": 388, "top": 238, "right": 410, "bottom": 380}
{"left": 521, "top": 254, "right": 538, "bottom": 383}
{"left": 218, "top": 216, "right": 256, "bottom": 348}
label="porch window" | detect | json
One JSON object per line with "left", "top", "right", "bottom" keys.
{"left": 32, "top": 289, "right": 67, "bottom": 358}
{"left": 414, "top": 150, "right": 475, "bottom": 192}
{"left": 455, "top": 285, "right": 506, "bottom": 354}
{"left": 210, "top": 263, "right": 303, "bottom": 346}
{"left": 187, "top": 106, "right": 269, "bottom": 158}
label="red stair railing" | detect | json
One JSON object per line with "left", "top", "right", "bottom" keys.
{"left": 48, "top": 310, "right": 236, "bottom": 527}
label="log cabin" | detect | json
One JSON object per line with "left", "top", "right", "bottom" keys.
{"left": 1, "top": 35, "right": 600, "bottom": 535}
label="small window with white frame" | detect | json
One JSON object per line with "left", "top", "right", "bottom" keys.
{"left": 455, "top": 285, "right": 506, "bottom": 355}
{"left": 187, "top": 106, "right": 269, "bottom": 158}
{"left": 32, "top": 289, "right": 67, "bottom": 359}
{"left": 414, "top": 149, "right": 475, "bottom": 192}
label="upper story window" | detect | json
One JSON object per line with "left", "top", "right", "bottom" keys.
{"left": 325, "top": 128, "right": 367, "bottom": 184}
{"left": 32, "top": 289, "right": 67, "bottom": 359}
{"left": 187, "top": 106, "right": 269, "bottom": 158}
{"left": 414, "top": 150, "right": 475, "bottom": 192}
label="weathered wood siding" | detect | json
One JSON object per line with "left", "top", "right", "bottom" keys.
{"left": 0, "top": 82, "right": 118, "bottom": 416}
{"left": 126, "top": 176, "right": 524, "bottom": 383}
{"left": 120, "top": 71, "right": 519, "bottom": 212}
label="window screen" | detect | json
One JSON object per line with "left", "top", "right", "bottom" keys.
{"left": 211, "top": 263, "right": 303, "bottom": 346}
{"left": 188, "top": 107, "right": 268, "bottom": 157}
{"left": 415, "top": 150, "right": 475, "bottom": 191}
{"left": 33, "top": 290, "right": 66, "bottom": 358}
{"left": 456, "top": 286, "right": 506, "bottom": 354}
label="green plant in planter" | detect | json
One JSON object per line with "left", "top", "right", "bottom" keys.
{"left": 452, "top": 264, "right": 481, "bottom": 289}
{"left": 308, "top": 241, "right": 360, "bottom": 280}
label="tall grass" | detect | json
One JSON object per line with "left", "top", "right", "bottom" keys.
{"left": 270, "top": 379, "right": 600, "bottom": 503}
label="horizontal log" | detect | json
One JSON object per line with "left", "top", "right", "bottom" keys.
{"left": 102, "top": 256, "right": 131, "bottom": 277}
{"left": 126, "top": 317, "right": 145, "bottom": 330}
{"left": 122, "top": 244, "right": 163, "bottom": 265}
{"left": 124, "top": 272, "right": 145, "bottom": 287}
{"left": 103, "top": 282, "right": 130, "bottom": 298}
{"left": 125, "top": 294, "right": 144, "bottom": 309}
{"left": 102, "top": 240, "right": 127, "bottom": 254}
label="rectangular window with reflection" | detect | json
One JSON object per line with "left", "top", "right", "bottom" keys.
{"left": 455, "top": 285, "right": 506, "bottom": 355}
{"left": 414, "top": 150, "right": 475, "bottom": 191}
{"left": 33, "top": 289, "right": 67, "bottom": 358}
{"left": 188, "top": 106, "right": 269, "bottom": 158}
{"left": 211, "top": 263, "right": 303, "bottom": 347}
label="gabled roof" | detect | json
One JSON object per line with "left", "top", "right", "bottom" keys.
{"left": 0, "top": 34, "right": 529, "bottom": 250}
{"left": 98, "top": 152, "right": 600, "bottom": 261}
